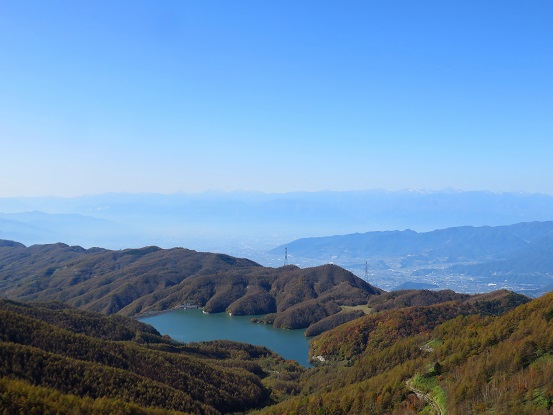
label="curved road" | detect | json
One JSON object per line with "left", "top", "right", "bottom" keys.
{"left": 406, "top": 379, "right": 445, "bottom": 415}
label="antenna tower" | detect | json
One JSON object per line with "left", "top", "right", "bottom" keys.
{"left": 284, "top": 247, "right": 288, "bottom": 266}
{"left": 364, "top": 260, "right": 369, "bottom": 282}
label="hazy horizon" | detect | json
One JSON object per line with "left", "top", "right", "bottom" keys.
{"left": 2, "top": 189, "right": 553, "bottom": 252}
{"left": 2, "top": 187, "right": 553, "bottom": 200}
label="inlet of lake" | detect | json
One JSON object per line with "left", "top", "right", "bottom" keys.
{"left": 138, "top": 308, "right": 312, "bottom": 367}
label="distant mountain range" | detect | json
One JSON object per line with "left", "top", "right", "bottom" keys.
{"left": 2, "top": 190, "right": 552, "bottom": 295}
{"left": 0, "top": 211, "right": 131, "bottom": 247}
{"left": 273, "top": 221, "right": 553, "bottom": 260}
{"left": 272, "top": 221, "right": 553, "bottom": 296}
{"left": 1, "top": 190, "right": 553, "bottom": 255}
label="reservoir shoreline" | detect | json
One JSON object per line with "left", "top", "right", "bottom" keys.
{"left": 138, "top": 308, "right": 312, "bottom": 367}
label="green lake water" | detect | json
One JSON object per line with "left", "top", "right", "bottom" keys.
{"left": 139, "top": 308, "right": 311, "bottom": 367}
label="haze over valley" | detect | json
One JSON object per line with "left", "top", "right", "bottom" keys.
{"left": 2, "top": 190, "right": 553, "bottom": 296}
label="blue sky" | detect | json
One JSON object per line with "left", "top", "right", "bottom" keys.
{"left": 0, "top": 1, "right": 552, "bottom": 196}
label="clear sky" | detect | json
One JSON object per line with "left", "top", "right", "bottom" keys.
{"left": 0, "top": 1, "right": 552, "bottom": 197}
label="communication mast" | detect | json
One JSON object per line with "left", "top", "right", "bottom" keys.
{"left": 364, "top": 260, "right": 369, "bottom": 282}
{"left": 284, "top": 247, "right": 288, "bottom": 266}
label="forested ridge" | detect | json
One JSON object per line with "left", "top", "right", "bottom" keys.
{"left": 254, "top": 291, "right": 553, "bottom": 414}
{"left": 0, "top": 241, "right": 381, "bottom": 333}
{"left": 0, "top": 299, "right": 304, "bottom": 415}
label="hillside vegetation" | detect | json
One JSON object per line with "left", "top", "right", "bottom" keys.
{"left": 0, "top": 288, "right": 541, "bottom": 415}
{"left": 0, "top": 241, "right": 381, "bottom": 333}
{"left": 255, "top": 291, "right": 552, "bottom": 415}
{"left": 0, "top": 299, "right": 304, "bottom": 414}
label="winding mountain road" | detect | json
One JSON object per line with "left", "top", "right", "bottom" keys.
{"left": 406, "top": 379, "right": 445, "bottom": 415}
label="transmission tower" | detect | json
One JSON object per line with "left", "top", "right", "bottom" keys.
{"left": 364, "top": 260, "right": 369, "bottom": 282}
{"left": 284, "top": 247, "right": 288, "bottom": 266}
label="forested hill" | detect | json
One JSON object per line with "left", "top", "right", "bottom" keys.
{"left": 0, "top": 240, "right": 260, "bottom": 314}
{"left": 0, "top": 240, "right": 381, "bottom": 332}
{"left": 0, "top": 299, "right": 304, "bottom": 414}
{"left": 255, "top": 290, "right": 552, "bottom": 415}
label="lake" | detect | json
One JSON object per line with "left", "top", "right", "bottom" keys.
{"left": 139, "top": 308, "right": 312, "bottom": 367}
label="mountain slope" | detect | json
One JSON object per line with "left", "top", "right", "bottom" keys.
{"left": 273, "top": 221, "right": 553, "bottom": 260}
{"left": 273, "top": 221, "right": 553, "bottom": 295}
{"left": 0, "top": 240, "right": 381, "bottom": 332}
{"left": 0, "top": 299, "right": 305, "bottom": 415}
{"left": 0, "top": 241, "right": 260, "bottom": 313}
{"left": 450, "top": 233, "right": 553, "bottom": 276}
{"left": 255, "top": 290, "right": 551, "bottom": 415}
{"left": 2, "top": 291, "right": 545, "bottom": 415}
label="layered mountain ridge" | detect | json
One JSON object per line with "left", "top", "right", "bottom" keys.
{"left": 273, "top": 221, "right": 553, "bottom": 295}
{"left": 0, "top": 240, "right": 381, "bottom": 332}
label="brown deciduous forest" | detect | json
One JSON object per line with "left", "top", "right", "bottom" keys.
{"left": 0, "top": 241, "right": 380, "bottom": 334}
{"left": 0, "top": 299, "right": 303, "bottom": 415}
{"left": 254, "top": 290, "right": 553, "bottom": 415}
